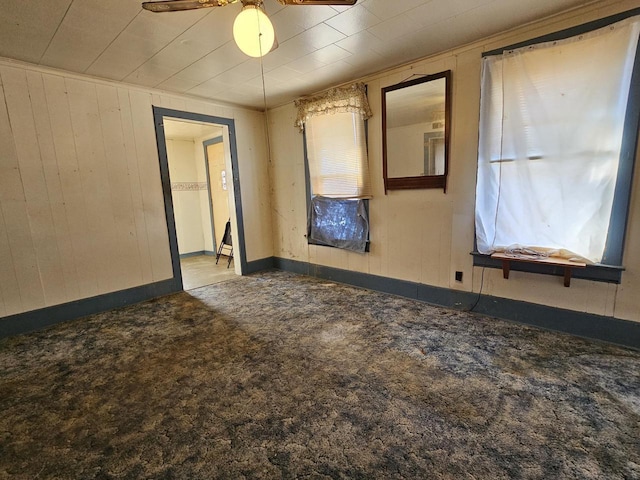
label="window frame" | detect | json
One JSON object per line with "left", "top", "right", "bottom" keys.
{"left": 303, "top": 117, "right": 370, "bottom": 251}
{"left": 473, "top": 7, "right": 640, "bottom": 283}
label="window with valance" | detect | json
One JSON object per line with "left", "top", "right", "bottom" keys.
{"left": 295, "top": 82, "right": 373, "bottom": 252}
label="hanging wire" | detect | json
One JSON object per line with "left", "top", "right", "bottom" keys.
{"left": 468, "top": 265, "right": 486, "bottom": 311}
{"left": 256, "top": 5, "right": 273, "bottom": 164}
{"left": 399, "top": 72, "right": 432, "bottom": 83}
{"left": 469, "top": 58, "right": 505, "bottom": 312}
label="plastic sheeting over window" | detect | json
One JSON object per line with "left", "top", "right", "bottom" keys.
{"left": 475, "top": 16, "right": 640, "bottom": 264}
{"left": 308, "top": 196, "right": 368, "bottom": 253}
{"left": 298, "top": 83, "right": 372, "bottom": 252}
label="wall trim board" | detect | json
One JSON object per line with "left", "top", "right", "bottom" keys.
{"left": 0, "top": 278, "right": 181, "bottom": 339}
{"left": 273, "top": 257, "right": 310, "bottom": 275}
{"left": 0, "top": 256, "right": 271, "bottom": 338}
{"left": 3, "top": 255, "right": 637, "bottom": 349}
{"left": 0, "top": 57, "right": 260, "bottom": 114}
{"left": 245, "top": 256, "right": 275, "bottom": 274}
{"left": 203, "top": 135, "right": 225, "bottom": 256}
{"left": 179, "top": 250, "right": 216, "bottom": 259}
{"left": 271, "top": 257, "right": 640, "bottom": 350}
{"left": 470, "top": 294, "right": 640, "bottom": 351}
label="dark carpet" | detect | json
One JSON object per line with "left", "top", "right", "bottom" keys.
{"left": 1, "top": 271, "right": 639, "bottom": 479}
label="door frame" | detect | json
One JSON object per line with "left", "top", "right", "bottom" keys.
{"left": 203, "top": 135, "right": 224, "bottom": 253}
{"left": 152, "top": 107, "right": 248, "bottom": 288}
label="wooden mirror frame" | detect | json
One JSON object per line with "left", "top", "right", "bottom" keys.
{"left": 382, "top": 70, "right": 452, "bottom": 193}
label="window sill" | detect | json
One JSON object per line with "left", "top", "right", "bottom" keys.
{"left": 471, "top": 251, "right": 623, "bottom": 284}
{"left": 308, "top": 238, "right": 370, "bottom": 253}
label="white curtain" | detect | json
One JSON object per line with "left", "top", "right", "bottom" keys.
{"left": 476, "top": 16, "right": 640, "bottom": 263}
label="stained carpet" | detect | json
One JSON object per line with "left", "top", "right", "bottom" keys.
{"left": 1, "top": 271, "right": 639, "bottom": 479}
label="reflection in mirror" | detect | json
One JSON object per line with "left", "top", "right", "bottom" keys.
{"left": 382, "top": 70, "right": 451, "bottom": 192}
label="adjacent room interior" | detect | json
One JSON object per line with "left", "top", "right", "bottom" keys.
{"left": 162, "top": 118, "right": 238, "bottom": 289}
{"left": 1, "top": 0, "right": 639, "bottom": 478}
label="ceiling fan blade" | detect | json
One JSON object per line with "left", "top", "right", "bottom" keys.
{"left": 142, "top": 0, "right": 238, "bottom": 13}
{"left": 276, "top": 0, "right": 357, "bottom": 5}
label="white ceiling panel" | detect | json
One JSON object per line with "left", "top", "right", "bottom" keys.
{"left": 341, "top": 49, "right": 384, "bottom": 71}
{"left": 0, "top": 0, "right": 72, "bottom": 64}
{"left": 298, "top": 23, "right": 346, "bottom": 50}
{"left": 156, "top": 75, "right": 203, "bottom": 93}
{"left": 269, "top": 9, "right": 308, "bottom": 43}
{"left": 129, "top": 9, "right": 209, "bottom": 40}
{"left": 39, "top": 0, "right": 141, "bottom": 72}
{"left": 125, "top": 62, "right": 179, "bottom": 87}
{"left": 212, "top": 60, "right": 262, "bottom": 84}
{"left": 163, "top": 118, "right": 222, "bottom": 140}
{"left": 85, "top": 45, "right": 153, "bottom": 80}
{"left": 40, "top": 26, "right": 114, "bottom": 73}
{"left": 272, "top": 4, "right": 339, "bottom": 33}
{"left": 310, "top": 44, "right": 353, "bottom": 64}
{"left": 286, "top": 54, "right": 328, "bottom": 75}
{"left": 325, "top": 4, "right": 382, "bottom": 37}
{"left": 335, "top": 30, "right": 387, "bottom": 55}
{"left": 367, "top": 9, "right": 432, "bottom": 43}
{"left": 172, "top": 5, "right": 238, "bottom": 50}
{"left": 0, "top": 0, "right": 598, "bottom": 109}
{"left": 294, "top": 60, "right": 356, "bottom": 93}
{"left": 85, "top": 8, "right": 209, "bottom": 79}
{"left": 262, "top": 1, "right": 286, "bottom": 17}
{"left": 186, "top": 77, "right": 232, "bottom": 98}
{"left": 267, "top": 35, "right": 317, "bottom": 61}
{"left": 176, "top": 42, "right": 248, "bottom": 83}
{"left": 139, "top": 42, "right": 210, "bottom": 74}
{"left": 358, "top": 0, "right": 430, "bottom": 20}
{"left": 410, "top": 0, "right": 494, "bottom": 23}
{"left": 264, "top": 65, "right": 302, "bottom": 82}
{"left": 260, "top": 49, "right": 300, "bottom": 72}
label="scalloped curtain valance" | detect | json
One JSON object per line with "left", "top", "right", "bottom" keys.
{"left": 294, "top": 82, "right": 372, "bottom": 131}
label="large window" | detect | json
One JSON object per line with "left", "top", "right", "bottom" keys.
{"left": 475, "top": 14, "right": 640, "bottom": 270}
{"left": 295, "top": 83, "right": 372, "bottom": 253}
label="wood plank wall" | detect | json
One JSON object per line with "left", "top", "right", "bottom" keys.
{"left": 267, "top": 0, "right": 640, "bottom": 323}
{"left": 0, "top": 62, "right": 273, "bottom": 318}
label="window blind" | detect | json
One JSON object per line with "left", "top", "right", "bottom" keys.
{"left": 305, "top": 111, "right": 372, "bottom": 198}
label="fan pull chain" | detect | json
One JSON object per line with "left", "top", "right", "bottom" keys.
{"left": 257, "top": 11, "right": 273, "bottom": 165}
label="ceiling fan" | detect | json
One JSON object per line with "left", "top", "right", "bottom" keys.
{"left": 142, "top": 0, "right": 357, "bottom": 11}
{"left": 142, "top": 0, "right": 358, "bottom": 57}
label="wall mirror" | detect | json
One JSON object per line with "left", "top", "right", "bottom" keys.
{"left": 382, "top": 70, "right": 451, "bottom": 192}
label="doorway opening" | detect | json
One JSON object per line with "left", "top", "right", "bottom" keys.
{"left": 153, "top": 107, "right": 247, "bottom": 291}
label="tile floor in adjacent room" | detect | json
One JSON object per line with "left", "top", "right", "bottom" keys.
{"left": 180, "top": 254, "right": 236, "bottom": 290}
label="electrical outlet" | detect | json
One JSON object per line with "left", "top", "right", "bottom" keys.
{"left": 455, "top": 271, "right": 463, "bottom": 282}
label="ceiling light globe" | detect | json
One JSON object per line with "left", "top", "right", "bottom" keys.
{"left": 233, "top": 5, "right": 275, "bottom": 58}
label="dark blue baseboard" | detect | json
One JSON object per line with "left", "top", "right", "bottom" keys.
{"left": 0, "top": 256, "right": 273, "bottom": 339}
{"left": 272, "top": 257, "right": 640, "bottom": 351}
{"left": 245, "top": 256, "right": 275, "bottom": 274}
{"left": 0, "top": 278, "right": 182, "bottom": 339}
{"left": 3, "top": 255, "right": 638, "bottom": 350}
